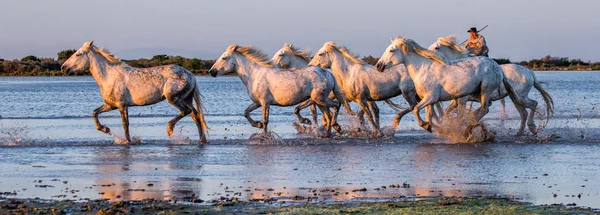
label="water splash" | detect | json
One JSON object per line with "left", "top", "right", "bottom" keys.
{"left": 432, "top": 108, "right": 495, "bottom": 143}
{"left": 343, "top": 118, "right": 371, "bottom": 138}
{"left": 247, "top": 131, "right": 289, "bottom": 145}
{"left": 112, "top": 136, "right": 142, "bottom": 145}
{"left": 0, "top": 123, "right": 35, "bottom": 146}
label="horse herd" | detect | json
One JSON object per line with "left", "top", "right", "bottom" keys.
{"left": 60, "top": 35, "right": 554, "bottom": 144}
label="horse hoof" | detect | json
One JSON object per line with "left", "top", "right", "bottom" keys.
{"left": 300, "top": 119, "right": 312, "bottom": 125}
{"left": 255, "top": 122, "right": 264, "bottom": 129}
{"left": 333, "top": 124, "right": 343, "bottom": 135}
{"left": 528, "top": 125, "right": 538, "bottom": 134}
{"left": 369, "top": 131, "right": 384, "bottom": 138}
{"left": 200, "top": 137, "right": 208, "bottom": 144}
{"left": 422, "top": 123, "right": 432, "bottom": 133}
{"left": 99, "top": 126, "right": 111, "bottom": 135}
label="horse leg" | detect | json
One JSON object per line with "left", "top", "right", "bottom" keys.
{"left": 329, "top": 99, "right": 342, "bottom": 135}
{"left": 261, "top": 103, "right": 271, "bottom": 135}
{"left": 166, "top": 104, "right": 191, "bottom": 137}
{"left": 294, "top": 100, "right": 315, "bottom": 125}
{"left": 413, "top": 94, "right": 439, "bottom": 132}
{"left": 367, "top": 101, "right": 380, "bottom": 127}
{"left": 244, "top": 103, "right": 263, "bottom": 128}
{"left": 500, "top": 98, "right": 506, "bottom": 116}
{"left": 310, "top": 104, "right": 319, "bottom": 125}
{"left": 312, "top": 93, "right": 341, "bottom": 136}
{"left": 517, "top": 97, "right": 539, "bottom": 135}
{"left": 357, "top": 100, "right": 381, "bottom": 137}
{"left": 393, "top": 92, "right": 418, "bottom": 127}
{"left": 93, "top": 104, "right": 116, "bottom": 135}
{"left": 316, "top": 104, "right": 333, "bottom": 137}
{"left": 118, "top": 106, "right": 131, "bottom": 143}
{"left": 444, "top": 100, "right": 459, "bottom": 116}
{"left": 512, "top": 102, "right": 528, "bottom": 137}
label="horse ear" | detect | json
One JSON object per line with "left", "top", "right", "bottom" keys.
{"left": 89, "top": 40, "right": 94, "bottom": 47}
{"left": 390, "top": 37, "right": 393, "bottom": 43}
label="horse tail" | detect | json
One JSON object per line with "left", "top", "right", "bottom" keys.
{"left": 193, "top": 81, "right": 210, "bottom": 131}
{"left": 533, "top": 78, "right": 554, "bottom": 124}
{"left": 384, "top": 100, "right": 404, "bottom": 111}
{"left": 332, "top": 77, "right": 355, "bottom": 116}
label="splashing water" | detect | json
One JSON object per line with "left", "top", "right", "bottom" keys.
{"left": 0, "top": 123, "right": 34, "bottom": 146}
{"left": 343, "top": 117, "right": 371, "bottom": 138}
{"left": 432, "top": 108, "right": 495, "bottom": 143}
{"left": 247, "top": 131, "right": 289, "bottom": 145}
{"left": 112, "top": 136, "right": 142, "bottom": 145}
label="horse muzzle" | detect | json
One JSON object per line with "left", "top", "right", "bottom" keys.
{"left": 61, "top": 65, "right": 73, "bottom": 76}
{"left": 375, "top": 62, "right": 385, "bottom": 72}
{"left": 209, "top": 69, "right": 218, "bottom": 77}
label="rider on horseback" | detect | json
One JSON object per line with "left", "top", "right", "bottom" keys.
{"left": 465, "top": 27, "right": 489, "bottom": 57}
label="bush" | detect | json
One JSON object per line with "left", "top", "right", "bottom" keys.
{"left": 21, "top": 55, "right": 40, "bottom": 62}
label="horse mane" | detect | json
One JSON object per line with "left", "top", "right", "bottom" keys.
{"left": 324, "top": 42, "right": 364, "bottom": 65}
{"left": 437, "top": 35, "right": 465, "bottom": 54}
{"left": 282, "top": 44, "right": 311, "bottom": 62}
{"left": 230, "top": 45, "right": 274, "bottom": 68}
{"left": 395, "top": 37, "right": 447, "bottom": 65}
{"left": 90, "top": 46, "right": 122, "bottom": 64}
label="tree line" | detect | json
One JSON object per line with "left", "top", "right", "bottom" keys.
{"left": 1, "top": 50, "right": 599, "bottom": 76}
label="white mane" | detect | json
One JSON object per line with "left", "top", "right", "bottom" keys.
{"left": 323, "top": 42, "right": 365, "bottom": 65}
{"left": 228, "top": 44, "right": 274, "bottom": 68}
{"left": 394, "top": 37, "right": 447, "bottom": 65}
{"left": 282, "top": 44, "right": 311, "bottom": 62}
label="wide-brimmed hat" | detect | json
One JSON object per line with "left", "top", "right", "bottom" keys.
{"left": 467, "top": 27, "right": 477, "bottom": 33}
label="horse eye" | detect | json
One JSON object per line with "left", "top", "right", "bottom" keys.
{"left": 222, "top": 56, "right": 229, "bottom": 60}
{"left": 435, "top": 47, "right": 440, "bottom": 50}
{"left": 75, "top": 53, "right": 82, "bottom": 56}
{"left": 318, "top": 53, "right": 324, "bottom": 56}
{"left": 389, "top": 49, "right": 394, "bottom": 52}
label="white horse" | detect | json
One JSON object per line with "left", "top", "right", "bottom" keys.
{"left": 61, "top": 41, "right": 208, "bottom": 143}
{"left": 271, "top": 43, "right": 404, "bottom": 126}
{"left": 375, "top": 37, "right": 514, "bottom": 134}
{"left": 308, "top": 42, "right": 427, "bottom": 137}
{"left": 208, "top": 44, "right": 348, "bottom": 136}
{"left": 429, "top": 36, "right": 554, "bottom": 136}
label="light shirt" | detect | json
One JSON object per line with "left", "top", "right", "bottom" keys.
{"left": 465, "top": 34, "right": 489, "bottom": 56}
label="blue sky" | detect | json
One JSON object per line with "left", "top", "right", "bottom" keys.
{"left": 1, "top": 0, "right": 598, "bottom": 61}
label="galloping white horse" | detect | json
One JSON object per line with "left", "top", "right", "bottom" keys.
{"left": 429, "top": 36, "right": 554, "bottom": 136}
{"left": 209, "top": 44, "right": 348, "bottom": 136}
{"left": 271, "top": 43, "right": 404, "bottom": 126}
{"left": 376, "top": 37, "right": 513, "bottom": 133}
{"left": 61, "top": 41, "right": 208, "bottom": 143}
{"left": 308, "top": 42, "right": 422, "bottom": 137}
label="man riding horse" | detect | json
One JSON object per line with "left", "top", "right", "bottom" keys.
{"left": 465, "top": 27, "right": 489, "bottom": 57}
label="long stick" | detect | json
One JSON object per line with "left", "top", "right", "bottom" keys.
{"left": 460, "top": 25, "right": 488, "bottom": 45}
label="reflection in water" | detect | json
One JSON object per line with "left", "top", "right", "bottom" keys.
{"left": 0, "top": 141, "right": 599, "bottom": 208}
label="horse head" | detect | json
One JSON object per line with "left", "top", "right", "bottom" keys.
{"left": 209, "top": 44, "right": 239, "bottom": 77}
{"left": 272, "top": 43, "right": 310, "bottom": 69}
{"left": 61, "top": 41, "right": 95, "bottom": 76}
{"left": 376, "top": 37, "right": 406, "bottom": 72}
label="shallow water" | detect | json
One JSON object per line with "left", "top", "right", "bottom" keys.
{"left": 0, "top": 72, "right": 600, "bottom": 207}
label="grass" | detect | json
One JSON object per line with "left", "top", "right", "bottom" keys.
{"left": 0, "top": 197, "right": 596, "bottom": 215}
